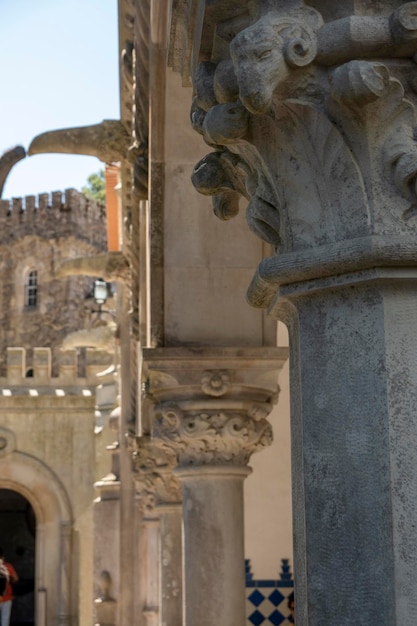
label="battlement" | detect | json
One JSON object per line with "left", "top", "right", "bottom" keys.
{"left": 0, "top": 188, "right": 107, "bottom": 248}
{"left": 0, "top": 347, "right": 113, "bottom": 392}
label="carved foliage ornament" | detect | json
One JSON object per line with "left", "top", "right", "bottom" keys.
{"left": 133, "top": 438, "right": 181, "bottom": 508}
{"left": 190, "top": 2, "right": 417, "bottom": 266}
{"left": 152, "top": 404, "right": 273, "bottom": 467}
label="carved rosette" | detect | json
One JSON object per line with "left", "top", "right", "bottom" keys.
{"left": 200, "top": 370, "right": 230, "bottom": 396}
{"left": 152, "top": 403, "right": 273, "bottom": 467}
{"left": 133, "top": 437, "right": 182, "bottom": 512}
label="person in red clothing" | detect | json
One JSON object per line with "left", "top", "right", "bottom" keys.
{"left": 0, "top": 548, "right": 18, "bottom": 626}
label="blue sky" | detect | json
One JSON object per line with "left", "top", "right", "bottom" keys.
{"left": 0, "top": 0, "right": 119, "bottom": 199}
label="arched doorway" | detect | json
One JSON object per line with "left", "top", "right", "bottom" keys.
{"left": 0, "top": 447, "right": 73, "bottom": 626}
{"left": 0, "top": 489, "right": 35, "bottom": 626}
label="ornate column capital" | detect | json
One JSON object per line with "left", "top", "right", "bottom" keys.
{"left": 152, "top": 404, "right": 272, "bottom": 467}
{"left": 142, "top": 347, "right": 287, "bottom": 468}
{"left": 132, "top": 436, "right": 182, "bottom": 514}
{"left": 169, "top": 1, "right": 417, "bottom": 308}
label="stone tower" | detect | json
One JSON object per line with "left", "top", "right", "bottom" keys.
{"left": 0, "top": 188, "right": 107, "bottom": 374}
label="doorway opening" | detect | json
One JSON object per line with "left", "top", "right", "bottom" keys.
{"left": 0, "top": 489, "right": 35, "bottom": 626}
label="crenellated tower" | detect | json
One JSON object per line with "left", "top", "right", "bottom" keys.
{"left": 0, "top": 187, "right": 108, "bottom": 374}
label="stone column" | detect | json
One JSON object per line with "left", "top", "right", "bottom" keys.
{"left": 143, "top": 347, "right": 286, "bottom": 626}
{"left": 133, "top": 436, "right": 183, "bottom": 626}
{"left": 167, "top": 2, "right": 417, "bottom": 623}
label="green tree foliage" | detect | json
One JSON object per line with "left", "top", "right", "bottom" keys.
{"left": 82, "top": 169, "right": 106, "bottom": 203}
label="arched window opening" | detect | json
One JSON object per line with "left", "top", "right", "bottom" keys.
{"left": 25, "top": 271, "right": 37, "bottom": 309}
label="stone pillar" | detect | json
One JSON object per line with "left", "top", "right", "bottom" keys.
{"left": 143, "top": 347, "right": 286, "bottom": 626}
{"left": 166, "top": 2, "right": 417, "bottom": 623}
{"left": 133, "top": 436, "right": 183, "bottom": 626}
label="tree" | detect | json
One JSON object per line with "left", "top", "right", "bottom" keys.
{"left": 82, "top": 169, "right": 106, "bottom": 203}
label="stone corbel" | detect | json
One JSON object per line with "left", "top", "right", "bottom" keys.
{"left": 56, "top": 252, "right": 130, "bottom": 284}
{"left": 28, "top": 120, "right": 131, "bottom": 165}
{"left": 0, "top": 145, "right": 26, "bottom": 198}
{"left": 61, "top": 323, "right": 117, "bottom": 353}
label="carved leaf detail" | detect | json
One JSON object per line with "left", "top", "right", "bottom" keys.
{"left": 263, "top": 101, "right": 370, "bottom": 250}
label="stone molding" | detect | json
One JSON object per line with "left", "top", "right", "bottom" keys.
{"left": 142, "top": 347, "right": 287, "bottom": 468}
{"left": 169, "top": 1, "right": 417, "bottom": 306}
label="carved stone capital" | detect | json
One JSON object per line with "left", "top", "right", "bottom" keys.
{"left": 152, "top": 404, "right": 272, "bottom": 467}
{"left": 142, "top": 347, "right": 287, "bottom": 467}
{"left": 132, "top": 436, "right": 181, "bottom": 511}
{"left": 171, "top": 1, "right": 417, "bottom": 308}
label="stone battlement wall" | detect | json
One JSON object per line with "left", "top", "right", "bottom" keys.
{"left": 0, "top": 188, "right": 107, "bottom": 247}
{"left": 0, "top": 347, "right": 113, "bottom": 389}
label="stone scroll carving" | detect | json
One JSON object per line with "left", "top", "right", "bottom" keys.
{"left": 152, "top": 403, "right": 272, "bottom": 467}
{"left": 188, "top": 2, "right": 417, "bottom": 306}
